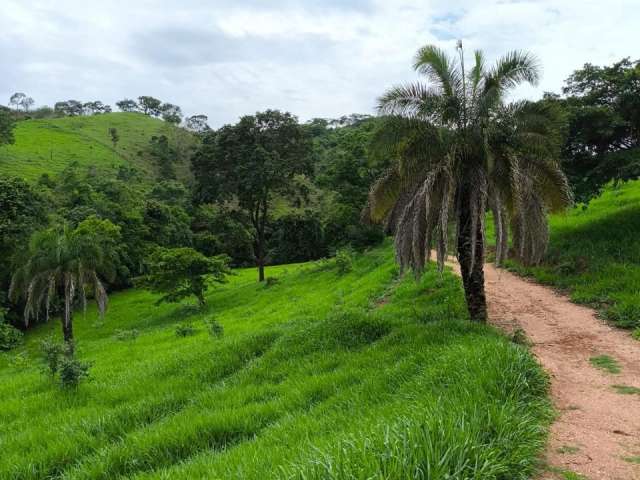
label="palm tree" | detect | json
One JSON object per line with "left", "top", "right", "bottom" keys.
{"left": 9, "top": 219, "right": 118, "bottom": 353}
{"left": 365, "top": 42, "right": 571, "bottom": 321}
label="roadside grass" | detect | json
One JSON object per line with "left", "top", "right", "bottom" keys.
{"left": 612, "top": 385, "right": 640, "bottom": 395}
{"left": 589, "top": 355, "right": 621, "bottom": 374}
{"left": 500, "top": 180, "right": 640, "bottom": 331}
{"left": 0, "top": 243, "right": 552, "bottom": 479}
{"left": 0, "top": 112, "right": 180, "bottom": 182}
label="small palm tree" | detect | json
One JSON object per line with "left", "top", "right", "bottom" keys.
{"left": 10, "top": 218, "right": 119, "bottom": 353}
{"left": 366, "top": 42, "right": 571, "bottom": 321}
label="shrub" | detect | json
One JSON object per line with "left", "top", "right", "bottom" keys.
{"left": 632, "top": 328, "right": 640, "bottom": 341}
{"left": 175, "top": 323, "right": 197, "bottom": 337}
{"left": 0, "top": 320, "right": 23, "bottom": 351}
{"left": 114, "top": 329, "right": 139, "bottom": 341}
{"left": 335, "top": 247, "right": 354, "bottom": 275}
{"left": 58, "top": 355, "right": 91, "bottom": 388}
{"left": 205, "top": 317, "right": 224, "bottom": 338}
{"left": 264, "top": 277, "right": 279, "bottom": 288}
{"left": 40, "top": 337, "right": 65, "bottom": 376}
{"left": 39, "top": 338, "right": 90, "bottom": 387}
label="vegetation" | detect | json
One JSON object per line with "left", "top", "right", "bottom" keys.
{"left": 0, "top": 244, "right": 551, "bottom": 479}
{"left": 137, "top": 247, "right": 230, "bottom": 308}
{"left": 504, "top": 180, "right": 640, "bottom": 330}
{"left": 589, "top": 354, "right": 621, "bottom": 374}
{"left": 366, "top": 43, "right": 570, "bottom": 321}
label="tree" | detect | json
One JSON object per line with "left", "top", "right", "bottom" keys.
{"left": 83, "top": 101, "right": 111, "bottom": 115}
{"left": 138, "top": 247, "right": 230, "bottom": 308}
{"left": 557, "top": 58, "right": 640, "bottom": 201}
{"left": 54, "top": 100, "right": 83, "bottom": 117}
{"left": 148, "top": 134, "right": 177, "bottom": 179}
{"left": 108, "top": 127, "right": 119, "bottom": 149}
{"left": 116, "top": 99, "right": 138, "bottom": 112}
{"left": 21, "top": 97, "right": 35, "bottom": 112}
{"left": 138, "top": 96, "right": 162, "bottom": 116}
{"left": 185, "top": 114, "right": 210, "bottom": 133}
{"left": 192, "top": 110, "right": 312, "bottom": 281}
{"left": 0, "top": 106, "right": 16, "bottom": 145}
{"left": 9, "top": 92, "right": 26, "bottom": 111}
{"left": 9, "top": 217, "right": 121, "bottom": 352}
{"left": 366, "top": 43, "right": 571, "bottom": 321}
{"left": 160, "top": 103, "right": 183, "bottom": 124}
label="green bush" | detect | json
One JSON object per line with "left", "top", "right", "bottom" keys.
{"left": 335, "top": 247, "right": 354, "bottom": 275}
{"left": 58, "top": 355, "right": 91, "bottom": 388}
{"left": 205, "top": 317, "right": 224, "bottom": 338}
{"left": 113, "top": 329, "right": 140, "bottom": 341}
{"left": 264, "top": 277, "right": 279, "bottom": 288}
{"left": 40, "top": 337, "right": 65, "bottom": 376}
{"left": 175, "top": 323, "right": 197, "bottom": 337}
{"left": 0, "top": 320, "right": 23, "bottom": 351}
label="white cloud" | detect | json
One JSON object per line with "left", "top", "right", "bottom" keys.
{"left": 0, "top": 0, "right": 638, "bottom": 127}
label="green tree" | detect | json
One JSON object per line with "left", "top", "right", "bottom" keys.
{"left": 108, "top": 127, "right": 119, "bottom": 149}
{"left": 9, "top": 217, "right": 121, "bottom": 352}
{"left": 148, "top": 134, "right": 177, "bottom": 179}
{"left": 0, "top": 106, "right": 16, "bottom": 145}
{"left": 116, "top": 99, "right": 138, "bottom": 112}
{"left": 160, "top": 103, "right": 183, "bottom": 124}
{"left": 367, "top": 43, "right": 571, "bottom": 321}
{"left": 138, "top": 96, "right": 162, "bottom": 117}
{"left": 139, "top": 247, "right": 230, "bottom": 308}
{"left": 557, "top": 58, "right": 640, "bottom": 201}
{"left": 192, "top": 110, "right": 312, "bottom": 281}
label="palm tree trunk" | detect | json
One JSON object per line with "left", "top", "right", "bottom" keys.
{"left": 457, "top": 187, "right": 488, "bottom": 322}
{"left": 63, "top": 275, "right": 75, "bottom": 355}
{"left": 61, "top": 317, "right": 74, "bottom": 355}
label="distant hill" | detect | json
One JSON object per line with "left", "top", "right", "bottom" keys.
{"left": 0, "top": 112, "right": 192, "bottom": 182}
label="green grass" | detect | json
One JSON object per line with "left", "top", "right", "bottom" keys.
{"left": 556, "top": 445, "right": 580, "bottom": 454}
{"left": 0, "top": 243, "right": 551, "bottom": 479}
{"left": 503, "top": 180, "right": 640, "bottom": 331}
{"left": 612, "top": 384, "right": 640, "bottom": 394}
{"left": 624, "top": 456, "right": 640, "bottom": 464}
{"left": 0, "top": 112, "right": 180, "bottom": 181}
{"left": 589, "top": 355, "right": 621, "bottom": 374}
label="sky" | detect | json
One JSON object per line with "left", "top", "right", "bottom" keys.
{"left": 1, "top": 0, "right": 639, "bottom": 128}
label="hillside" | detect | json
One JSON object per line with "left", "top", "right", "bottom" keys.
{"left": 0, "top": 113, "right": 189, "bottom": 182}
{"left": 507, "top": 180, "right": 640, "bottom": 333}
{"left": 0, "top": 244, "right": 551, "bottom": 479}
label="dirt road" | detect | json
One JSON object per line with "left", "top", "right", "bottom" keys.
{"left": 476, "top": 263, "right": 640, "bottom": 479}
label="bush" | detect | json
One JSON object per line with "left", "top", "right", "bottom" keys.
{"left": 264, "top": 277, "right": 279, "bottom": 288}
{"left": 39, "top": 338, "right": 90, "bottom": 387}
{"left": 175, "top": 323, "right": 197, "bottom": 337}
{"left": 205, "top": 317, "right": 224, "bottom": 338}
{"left": 114, "top": 329, "right": 139, "bottom": 341}
{"left": 335, "top": 247, "right": 354, "bottom": 275}
{"left": 58, "top": 355, "right": 91, "bottom": 388}
{"left": 40, "top": 337, "right": 65, "bottom": 376}
{"left": 632, "top": 328, "right": 640, "bottom": 341}
{"left": 0, "top": 319, "right": 23, "bottom": 351}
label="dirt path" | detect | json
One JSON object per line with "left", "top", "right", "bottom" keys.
{"left": 450, "top": 260, "right": 640, "bottom": 479}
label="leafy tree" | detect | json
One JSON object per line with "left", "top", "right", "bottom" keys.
{"left": 9, "top": 92, "right": 26, "bottom": 111}
{"left": 108, "top": 127, "right": 119, "bottom": 149}
{"left": 556, "top": 58, "right": 640, "bottom": 201}
{"left": 160, "top": 103, "right": 183, "bottom": 124}
{"left": 54, "top": 100, "right": 83, "bottom": 117}
{"left": 143, "top": 199, "right": 193, "bottom": 247}
{"left": 83, "top": 101, "right": 111, "bottom": 115}
{"left": 138, "top": 247, "right": 230, "bottom": 308}
{"left": 148, "top": 134, "right": 177, "bottom": 178}
{"left": 0, "top": 106, "right": 16, "bottom": 145}
{"left": 138, "top": 96, "right": 162, "bottom": 117}
{"left": 116, "top": 99, "right": 138, "bottom": 112}
{"left": 192, "top": 110, "right": 312, "bottom": 281}
{"left": 366, "top": 43, "right": 571, "bottom": 321}
{"left": 21, "top": 96, "right": 35, "bottom": 112}
{"left": 9, "top": 217, "right": 121, "bottom": 351}
{"left": 185, "top": 114, "right": 210, "bottom": 133}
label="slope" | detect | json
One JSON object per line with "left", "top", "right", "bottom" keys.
{"left": 0, "top": 243, "right": 551, "bottom": 480}
{"left": 506, "top": 180, "right": 640, "bottom": 333}
{"left": 0, "top": 112, "right": 185, "bottom": 182}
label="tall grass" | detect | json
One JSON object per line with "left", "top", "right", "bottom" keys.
{"left": 503, "top": 180, "right": 640, "bottom": 330}
{"left": 0, "top": 242, "right": 551, "bottom": 479}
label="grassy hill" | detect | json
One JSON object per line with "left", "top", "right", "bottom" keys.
{"left": 507, "top": 180, "right": 640, "bottom": 333}
{"left": 0, "top": 243, "right": 550, "bottom": 479}
{"left": 0, "top": 113, "right": 187, "bottom": 182}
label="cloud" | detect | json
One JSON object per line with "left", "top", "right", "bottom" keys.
{"left": 0, "top": 0, "right": 638, "bottom": 127}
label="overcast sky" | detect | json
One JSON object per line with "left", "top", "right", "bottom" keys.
{"left": 1, "top": 0, "right": 638, "bottom": 127}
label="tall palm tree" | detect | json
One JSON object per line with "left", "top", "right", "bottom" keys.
{"left": 365, "top": 42, "right": 571, "bottom": 321}
{"left": 10, "top": 220, "right": 117, "bottom": 353}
